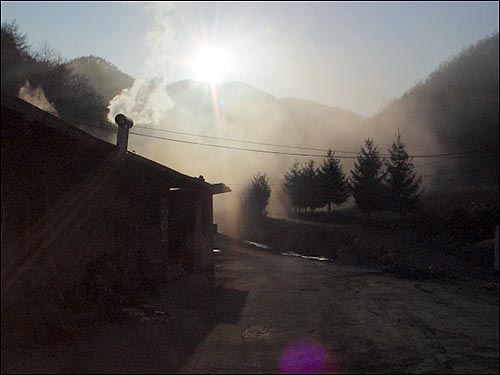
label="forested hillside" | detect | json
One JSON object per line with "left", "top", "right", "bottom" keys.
{"left": 2, "top": 22, "right": 498, "bottom": 189}
{"left": 367, "top": 34, "right": 499, "bottom": 188}
{"left": 1, "top": 22, "right": 110, "bottom": 124}
{"left": 65, "top": 55, "right": 134, "bottom": 104}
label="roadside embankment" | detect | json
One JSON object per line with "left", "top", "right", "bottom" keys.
{"left": 236, "top": 216, "right": 498, "bottom": 285}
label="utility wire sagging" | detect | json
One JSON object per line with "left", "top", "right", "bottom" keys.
{"left": 132, "top": 123, "right": 494, "bottom": 158}
{"left": 133, "top": 124, "right": 352, "bottom": 153}
{"left": 129, "top": 128, "right": 494, "bottom": 160}
{"left": 69, "top": 118, "right": 496, "bottom": 161}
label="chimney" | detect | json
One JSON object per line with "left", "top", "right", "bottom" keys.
{"left": 115, "top": 114, "right": 134, "bottom": 154}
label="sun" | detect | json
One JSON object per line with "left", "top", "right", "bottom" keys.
{"left": 191, "top": 46, "right": 231, "bottom": 84}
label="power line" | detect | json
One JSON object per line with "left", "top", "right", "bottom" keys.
{"left": 414, "top": 158, "right": 460, "bottom": 168}
{"left": 71, "top": 120, "right": 359, "bottom": 156}
{"left": 134, "top": 124, "right": 345, "bottom": 153}
{"left": 129, "top": 130, "right": 348, "bottom": 158}
{"left": 421, "top": 164, "right": 471, "bottom": 178}
{"left": 129, "top": 129, "right": 491, "bottom": 160}
{"left": 403, "top": 150, "right": 486, "bottom": 158}
{"left": 70, "top": 119, "right": 494, "bottom": 160}
{"left": 133, "top": 123, "right": 490, "bottom": 158}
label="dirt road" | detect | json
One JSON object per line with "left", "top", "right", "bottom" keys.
{"left": 2, "top": 236, "right": 499, "bottom": 373}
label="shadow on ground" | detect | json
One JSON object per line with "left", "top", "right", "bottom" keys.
{"left": 1, "top": 273, "right": 249, "bottom": 374}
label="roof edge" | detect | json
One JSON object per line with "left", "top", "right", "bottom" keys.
{"left": 1, "top": 91, "right": 230, "bottom": 193}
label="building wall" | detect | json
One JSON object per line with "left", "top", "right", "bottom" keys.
{"left": 196, "top": 190, "right": 215, "bottom": 269}
{"left": 1, "top": 107, "right": 215, "bottom": 320}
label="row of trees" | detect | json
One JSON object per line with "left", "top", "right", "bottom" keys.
{"left": 284, "top": 149, "right": 349, "bottom": 214}
{"left": 239, "top": 132, "right": 421, "bottom": 222}
{"left": 283, "top": 132, "right": 422, "bottom": 219}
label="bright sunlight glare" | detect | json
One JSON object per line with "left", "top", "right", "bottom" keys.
{"left": 191, "top": 46, "right": 231, "bottom": 84}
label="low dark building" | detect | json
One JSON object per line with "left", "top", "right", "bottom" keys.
{"left": 1, "top": 92, "right": 230, "bottom": 319}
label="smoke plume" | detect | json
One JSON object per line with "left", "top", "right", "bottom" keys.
{"left": 17, "top": 81, "right": 59, "bottom": 117}
{"left": 104, "top": 8, "right": 497, "bottom": 235}
{"left": 107, "top": 4, "right": 175, "bottom": 125}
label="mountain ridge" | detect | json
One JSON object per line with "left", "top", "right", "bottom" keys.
{"left": 63, "top": 33, "right": 499, "bottom": 187}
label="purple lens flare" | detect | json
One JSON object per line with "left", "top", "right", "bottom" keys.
{"left": 279, "top": 339, "right": 338, "bottom": 374}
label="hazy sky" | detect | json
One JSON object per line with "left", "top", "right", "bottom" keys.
{"left": 2, "top": 1, "right": 498, "bottom": 115}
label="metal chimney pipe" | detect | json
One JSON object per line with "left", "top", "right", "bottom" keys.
{"left": 115, "top": 114, "right": 134, "bottom": 154}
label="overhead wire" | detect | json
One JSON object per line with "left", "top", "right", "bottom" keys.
{"left": 134, "top": 124, "right": 342, "bottom": 153}
{"left": 66, "top": 118, "right": 496, "bottom": 184}
{"left": 128, "top": 130, "right": 345, "bottom": 158}
{"left": 129, "top": 128, "right": 492, "bottom": 160}
{"left": 132, "top": 123, "right": 493, "bottom": 158}
{"left": 69, "top": 119, "right": 495, "bottom": 160}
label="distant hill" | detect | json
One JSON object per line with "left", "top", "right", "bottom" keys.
{"left": 1, "top": 22, "right": 109, "bottom": 123}
{"left": 65, "top": 55, "right": 134, "bottom": 103}
{"left": 162, "top": 80, "right": 367, "bottom": 156}
{"left": 366, "top": 33, "right": 499, "bottom": 188}
{"left": 281, "top": 98, "right": 367, "bottom": 150}
{"left": 17, "top": 28, "right": 496, "bottom": 190}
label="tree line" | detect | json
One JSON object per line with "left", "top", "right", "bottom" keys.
{"left": 243, "top": 132, "right": 422, "bottom": 221}
{"left": 1, "top": 21, "right": 109, "bottom": 123}
{"left": 285, "top": 132, "right": 422, "bottom": 220}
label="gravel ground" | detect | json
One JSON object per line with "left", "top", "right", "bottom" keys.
{"left": 2, "top": 235, "right": 498, "bottom": 373}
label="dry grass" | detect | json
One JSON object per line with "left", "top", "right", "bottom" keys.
{"left": 240, "top": 188, "right": 498, "bottom": 283}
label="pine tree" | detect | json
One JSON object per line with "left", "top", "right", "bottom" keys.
{"left": 300, "top": 160, "right": 321, "bottom": 213}
{"left": 350, "top": 139, "right": 385, "bottom": 220}
{"left": 284, "top": 162, "right": 303, "bottom": 213}
{"left": 317, "top": 149, "right": 349, "bottom": 213}
{"left": 241, "top": 173, "right": 271, "bottom": 220}
{"left": 284, "top": 160, "right": 321, "bottom": 213}
{"left": 385, "top": 131, "right": 422, "bottom": 220}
